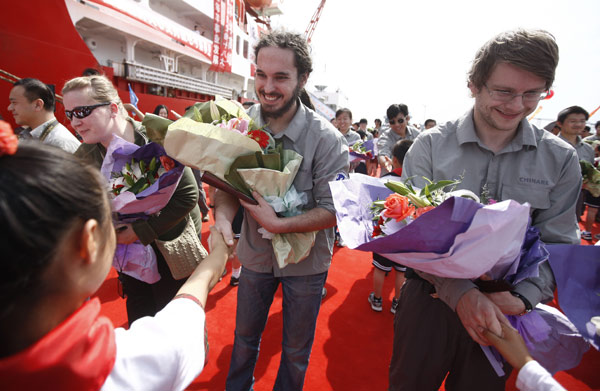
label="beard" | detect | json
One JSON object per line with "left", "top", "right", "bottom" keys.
{"left": 258, "top": 84, "right": 302, "bottom": 120}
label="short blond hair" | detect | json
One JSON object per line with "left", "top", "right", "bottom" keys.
{"left": 468, "top": 29, "right": 559, "bottom": 90}
{"left": 62, "top": 75, "right": 127, "bottom": 117}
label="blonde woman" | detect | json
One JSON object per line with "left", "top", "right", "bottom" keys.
{"left": 62, "top": 75, "right": 203, "bottom": 326}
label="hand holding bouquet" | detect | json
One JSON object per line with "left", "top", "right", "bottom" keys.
{"left": 143, "top": 98, "right": 315, "bottom": 267}
{"left": 102, "top": 136, "right": 185, "bottom": 283}
{"left": 349, "top": 139, "right": 375, "bottom": 162}
{"left": 330, "top": 173, "right": 590, "bottom": 374}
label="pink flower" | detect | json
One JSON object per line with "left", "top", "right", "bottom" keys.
{"left": 223, "top": 117, "right": 250, "bottom": 134}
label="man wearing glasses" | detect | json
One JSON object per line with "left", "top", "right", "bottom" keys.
{"left": 390, "top": 29, "right": 581, "bottom": 390}
{"left": 7, "top": 78, "right": 80, "bottom": 153}
{"left": 377, "top": 103, "right": 419, "bottom": 175}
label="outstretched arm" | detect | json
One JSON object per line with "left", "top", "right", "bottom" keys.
{"left": 175, "top": 226, "right": 231, "bottom": 308}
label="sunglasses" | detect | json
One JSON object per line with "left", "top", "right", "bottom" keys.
{"left": 65, "top": 102, "right": 111, "bottom": 120}
{"left": 389, "top": 118, "right": 405, "bottom": 125}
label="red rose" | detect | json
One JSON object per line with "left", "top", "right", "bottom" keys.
{"left": 247, "top": 129, "right": 270, "bottom": 149}
{"left": 383, "top": 193, "right": 414, "bottom": 222}
{"left": 0, "top": 120, "right": 18, "bottom": 156}
{"left": 159, "top": 155, "right": 175, "bottom": 171}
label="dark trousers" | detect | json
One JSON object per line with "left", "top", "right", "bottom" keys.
{"left": 389, "top": 278, "right": 511, "bottom": 391}
{"left": 119, "top": 243, "right": 186, "bottom": 326}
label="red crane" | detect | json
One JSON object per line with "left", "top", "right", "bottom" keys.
{"left": 304, "top": 0, "right": 326, "bottom": 44}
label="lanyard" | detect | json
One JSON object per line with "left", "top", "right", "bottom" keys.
{"left": 39, "top": 119, "right": 59, "bottom": 142}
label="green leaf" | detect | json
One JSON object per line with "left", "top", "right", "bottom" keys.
{"left": 384, "top": 180, "right": 413, "bottom": 196}
{"left": 209, "top": 100, "right": 221, "bottom": 121}
{"left": 124, "top": 173, "right": 135, "bottom": 187}
{"left": 149, "top": 156, "right": 157, "bottom": 172}
{"left": 193, "top": 106, "right": 203, "bottom": 122}
{"left": 419, "top": 180, "right": 458, "bottom": 196}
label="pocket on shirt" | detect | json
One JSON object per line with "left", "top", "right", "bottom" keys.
{"left": 294, "top": 174, "right": 315, "bottom": 209}
{"left": 501, "top": 184, "right": 551, "bottom": 210}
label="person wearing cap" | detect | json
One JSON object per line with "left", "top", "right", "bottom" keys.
{"left": 7, "top": 78, "right": 80, "bottom": 153}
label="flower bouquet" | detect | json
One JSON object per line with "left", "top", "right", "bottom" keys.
{"left": 143, "top": 98, "right": 316, "bottom": 267}
{"left": 329, "top": 173, "right": 589, "bottom": 374}
{"left": 101, "top": 136, "right": 185, "bottom": 283}
{"left": 580, "top": 159, "right": 600, "bottom": 197}
{"left": 349, "top": 139, "right": 375, "bottom": 162}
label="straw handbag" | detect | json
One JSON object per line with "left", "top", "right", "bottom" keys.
{"left": 155, "top": 216, "right": 207, "bottom": 280}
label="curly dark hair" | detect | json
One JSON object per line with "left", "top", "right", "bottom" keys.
{"left": 254, "top": 30, "right": 313, "bottom": 78}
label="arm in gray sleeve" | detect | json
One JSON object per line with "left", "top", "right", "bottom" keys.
{"left": 377, "top": 132, "right": 392, "bottom": 158}
{"left": 532, "top": 149, "right": 581, "bottom": 245}
{"left": 513, "top": 261, "right": 556, "bottom": 307}
{"left": 399, "top": 133, "right": 433, "bottom": 187}
{"left": 415, "top": 270, "right": 478, "bottom": 311}
{"left": 312, "top": 132, "right": 349, "bottom": 215}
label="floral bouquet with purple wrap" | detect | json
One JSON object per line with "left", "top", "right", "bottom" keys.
{"left": 349, "top": 139, "right": 375, "bottom": 162}
{"left": 330, "top": 173, "right": 590, "bottom": 375}
{"left": 101, "top": 136, "right": 184, "bottom": 284}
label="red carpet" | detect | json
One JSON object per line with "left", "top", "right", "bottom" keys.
{"left": 96, "top": 211, "right": 600, "bottom": 390}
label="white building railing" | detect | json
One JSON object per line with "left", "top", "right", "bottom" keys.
{"left": 122, "top": 62, "right": 233, "bottom": 99}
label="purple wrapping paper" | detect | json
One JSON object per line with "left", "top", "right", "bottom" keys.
{"left": 113, "top": 242, "right": 160, "bottom": 284}
{"left": 101, "top": 136, "right": 184, "bottom": 217}
{"left": 101, "top": 136, "right": 184, "bottom": 283}
{"left": 349, "top": 139, "right": 375, "bottom": 161}
{"left": 330, "top": 174, "right": 481, "bottom": 253}
{"left": 548, "top": 244, "right": 600, "bottom": 350}
{"left": 330, "top": 174, "right": 590, "bottom": 376}
{"left": 509, "top": 304, "right": 590, "bottom": 374}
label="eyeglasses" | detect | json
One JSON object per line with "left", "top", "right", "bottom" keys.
{"left": 65, "top": 102, "right": 111, "bottom": 120}
{"left": 483, "top": 84, "right": 548, "bottom": 103}
{"left": 389, "top": 118, "right": 405, "bottom": 125}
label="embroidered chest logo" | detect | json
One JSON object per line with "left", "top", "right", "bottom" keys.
{"left": 518, "top": 177, "right": 549, "bottom": 186}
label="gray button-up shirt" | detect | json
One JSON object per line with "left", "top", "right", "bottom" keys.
{"left": 401, "top": 109, "right": 581, "bottom": 310}
{"left": 376, "top": 125, "right": 419, "bottom": 158}
{"left": 341, "top": 129, "right": 362, "bottom": 145}
{"left": 558, "top": 134, "right": 595, "bottom": 163}
{"left": 237, "top": 102, "right": 349, "bottom": 276}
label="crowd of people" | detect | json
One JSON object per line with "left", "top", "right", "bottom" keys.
{"left": 1, "top": 27, "right": 597, "bottom": 391}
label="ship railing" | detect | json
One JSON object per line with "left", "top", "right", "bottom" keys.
{"left": 121, "top": 61, "right": 234, "bottom": 99}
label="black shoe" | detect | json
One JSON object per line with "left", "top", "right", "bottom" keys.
{"left": 230, "top": 275, "right": 240, "bottom": 286}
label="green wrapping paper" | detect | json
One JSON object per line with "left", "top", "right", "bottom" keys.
{"left": 237, "top": 149, "right": 317, "bottom": 268}
{"left": 142, "top": 98, "right": 317, "bottom": 266}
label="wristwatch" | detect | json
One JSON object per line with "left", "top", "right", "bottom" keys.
{"left": 510, "top": 291, "right": 532, "bottom": 316}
